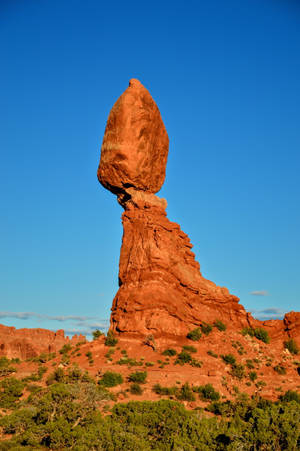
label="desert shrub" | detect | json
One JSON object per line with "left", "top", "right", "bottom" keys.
{"left": 176, "top": 383, "right": 195, "bottom": 401}
{"left": 242, "top": 327, "right": 270, "bottom": 344}
{"left": 214, "top": 320, "right": 227, "bottom": 331}
{"left": 0, "top": 357, "right": 17, "bottom": 377}
{"left": 0, "top": 377, "right": 25, "bottom": 409}
{"left": 207, "top": 350, "right": 218, "bottom": 358}
{"left": 274, "top": 365, "right": 287, "bottom": 375}
{"left": 92, "top": 329, "right": 104, "bottom": 340}
{"left": 162, "top": 348, "right": 177, "bottom": 356}
{"left": 200, "top": 323, "right": 213, "bottom": 335}
{"left": 284, "top": 339, "right": 299, "bottom": 355}
{"left": 105, "top": 330, "right": 118, "bottom": 347}
{"left": 117, "top": 357, "right": 143, "bottom": 366}
{"left": 222, "top": 354, "right": 236, "bottom": 365}
{"left": 280, "top": 390, "right": 300, "bottom": 404}
{"left": 186, "top": 327, "right": 202, "bottom": 341}
{"left": 193, "top": 384, "right": 220, "bottom": 401}
{"left": 231, "top": 363, "right": 245, "bottom": 380}
{"left": 130, "top": 383, "right": 143, "bottom": 395}
{"left": 152, "top": 384, "right": 178, "bottom": 396}
{"left": 246, "top": 359, "right": 255, "bottom": 369}
{"left": 99, "top": 371, "right": 123, "bottom": 388}
{"left": 175, "top": 351, "right": 192, "bottom": 365}
{"left": 128, "top": 371, "right": 147, "bottom": 384}
{"left": 249, "top": 371, "right": 257, "bottom": 382}
{"left": 190, "top": 358, "right": 202, "bottom": 367}
{"left": 59, "top": 344, "right": 72, "bottom": 355}
{"left": 182, "top": 345, "right": 197, "bottom": 353}
{"left": 46, "top": 367, "right": 65, "bottom": 385}
{"left": 22, "top": 366, "right": 47, "bottom": 383}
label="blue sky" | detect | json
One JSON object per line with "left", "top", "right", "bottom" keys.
{"left": 0, "top": 0, "right": 299, "bottom": 337}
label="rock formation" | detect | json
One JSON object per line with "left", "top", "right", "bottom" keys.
{"left": 0, "top": 324, "right": 85, "bottom": 359}
{"left": 98, "top": 79, "right": 260, "bottom": 338}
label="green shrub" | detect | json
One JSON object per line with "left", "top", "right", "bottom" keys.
{"left": 175, "top": 351, "right": 192, "bottom": 365}
{"left": 46, "top": 367, "right": 65, "bottom": 385}
{"left": 182, "top": 345, "right": 197, "bottom": 353}
{"left": 231, "top": 364, "right": 245, "bottom": 380}
{"left": 162, "top": 348, "right": 177, "bottom": 357}
{"left": 92, "top": 329, "right": 104, "bottom": 340}
{"left": 176, "top": 383, "right": 195, "bottom": 401}
{"left": 249, "top": 371, "right": 257, "bottom": 382}
{"left": 128, "top": 371, "right": 147, "bottom": 384}
{"left": 214, "top": 320, "right": 227, "bottom": 331}
{"left": 284, "top": 339, "right": 299, "bottom": 355}
{"left": 280, "top": 390, "right": 300, "bottom": 404}
{"left": 0, "top": 377, "right": 25, "bottom": 409}
{"left": 207, "top": 350, "right": 218, "bottom": 358}
{"left": 186, "top": 327, "right": 202, "bottom": 341}
{"left": 242, "top": 327, "right": 270, "bottom": 344}
{"left": 105, "top": 330, "right": 118, "bottom": 347}
{"left": 193, "top": 384, "right": 220, "bottom": 401}
{"left": 222, "top": 354, "right": 236, "bottom": 365}
{"left": 152, "top": 384, "right": 178, "bottom": 396}
{"left": 246, "top": 359, "right": 255, "bottom": 369}
{"left": 274, "top": 365, "right": 286, "bottom": 375}
{"left": 99, "top": 371, "right": 123, "bottom": 388}
{"left": 130, "top": 383, "right": 143, "bottom": 395}
{"left": 200, "top": 323, "right": 213, "bottom": 335}
{"left": 59, "top": 344, "right": 72, "bottom": 355}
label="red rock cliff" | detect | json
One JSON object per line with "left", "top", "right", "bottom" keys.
{"left": 98, "top": 79, "right": 299, "bottom": 341}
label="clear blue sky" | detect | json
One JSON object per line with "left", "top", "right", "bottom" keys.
{"left": 1, "top": 0, "right": 299, "bottom": 337}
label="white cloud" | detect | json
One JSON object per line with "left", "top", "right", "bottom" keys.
{"left": 251, "top": 307, "right": 287, "bottom": 320}
{"left": 250, "top": 290, "right": 269, "bottom": 296}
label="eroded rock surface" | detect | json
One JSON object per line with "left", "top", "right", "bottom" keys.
{"left": 98, "top": 79, "right": 299, "bottom": 341}
{"left": 98, "top": 78, "right": 169, "bottom": 195}
{"left": 0, "top": 324, "right": 85, "bottom": 359}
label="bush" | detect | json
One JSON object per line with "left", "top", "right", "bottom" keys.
{"left": 200, "top": 323, "right": 213, "bottom": 336}
{"left": 242, "top": 327, "right": 270, "bottom": 344}
{"left": 152, "top": 384, "right": 178, "bottom": 396}
{"left": 182, "top": 345, "right": 197, "bottom": 353}
{"left": 193, "top": 384, "right": 220, "bottom": 401}
{"left": 99, "top": 371, "right": 123, "bottom": 388}
{"left": 105, "top": 330, "right": 118, "bottom": 347}
{"left": 176, "top": 383, "right": 195, "bottom": 401}
{"left": 128, "top": 371, "right": 147, "bottom": 384}
{"left": 249, "top": 371, "right": 257, "bottom": 382}
{"left": 284, "top": 339, "right": 299, "bottom": 355}
{"left": 231, "top": 364, "right": 245, "bottom": 380}
{"left": 186, "top": 328, "right": 202, "bottom": 341}
{"left": 221, "top": 354, "right": 236, "bottom": 365}
{"left": 0, "top": 377, "right": 25, "bottom": 409}
{"left": 130, "top": 383, "right": 143, "bottom": 395}
{"left": 162, "top": 348, "right": 177, "bottom": 357}
{"left": 274, "top": 365, "right": 286, "bottom": 375}
{"left": 59, "top": 344, "right": 72, "bottom": 355}
{"left": 92, "top": 329, "right": 104, "bottom": 340}
{"left": 207, "top": 350, "right": 218, "bottom": 358}
{"left": 280, "top": 390, "right": 300, "bottom": 404}
{"left": 214, "top": 320, "right": 227, "bottom": 331}
{"left": 175, "top": 351, "right": 192, "bottom": 365}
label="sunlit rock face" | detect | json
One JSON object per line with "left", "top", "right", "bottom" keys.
{"left": 98, "top": 79, "right": 284, "bottom": 338}
{"left": 98, "top": 78, "right": 169, "bottom": 196}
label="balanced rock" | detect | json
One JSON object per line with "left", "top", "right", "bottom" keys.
{"left": 98, "top": 79, "right": 293, "bottom": 339}
{"left": 98, "top": 78, "right": 169, "bottom": 195}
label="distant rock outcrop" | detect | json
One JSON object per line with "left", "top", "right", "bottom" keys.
{"left": 0, "top": 324, "right": 85, "bottom": 359}
{"left": 98, "top": 79, "right": 261, "bottom": 337}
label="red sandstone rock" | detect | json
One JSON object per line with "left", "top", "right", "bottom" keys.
{"left": 98, "top": 79, "right": 259, "bottom": 337}
{"left": 97, "top": 79, "right": 300, "bottom": 341}
{"left": 98, "top": 79, "right": 169, "bottom": 195}
{"left": 0, "top": 324, "right": 85, "bottom": 359}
